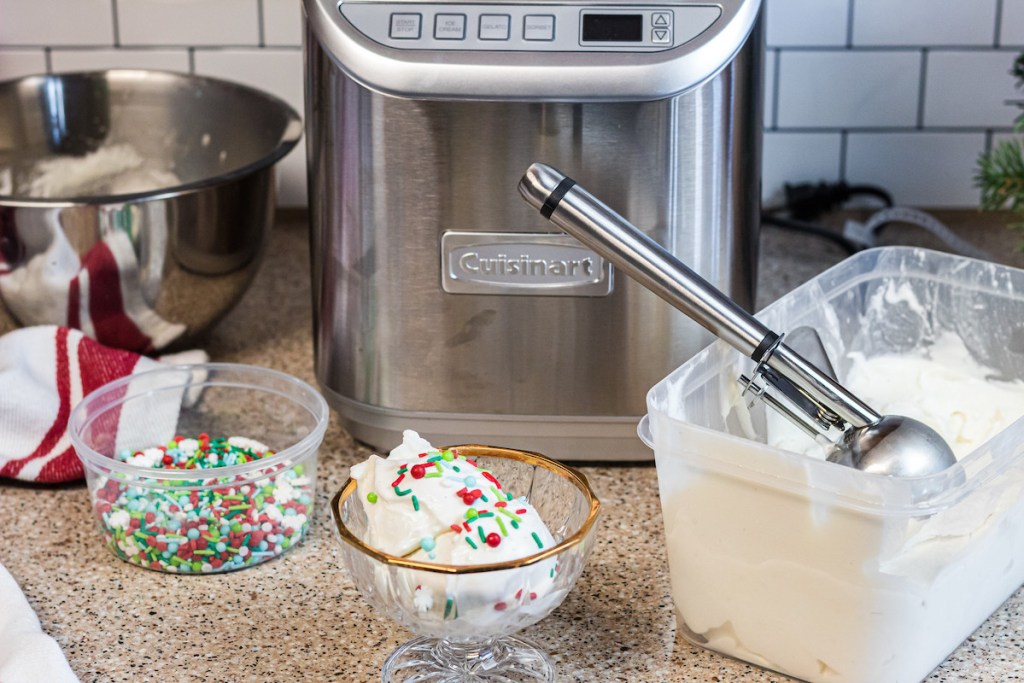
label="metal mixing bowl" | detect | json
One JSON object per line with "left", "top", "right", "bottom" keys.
{"left": 0, "top": 69, "right": 302, "bottom": 353}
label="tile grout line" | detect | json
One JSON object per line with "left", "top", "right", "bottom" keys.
{"left": 845, "top": 0, "right": 855, "bottom": 48}
{"left": 258, "top": 0, "right": 267, "bottom": 47}
{"left": 111, "top": 0, "right": 121, "bottom": 48}
{"left": 770, "top": 48, "right": 781, "bottom": 131}
{"left": 917, "top": 48, "right": 928, "bottom": 130}
{"left": 994, "top": 0, "right": 1003, "bottom": 47}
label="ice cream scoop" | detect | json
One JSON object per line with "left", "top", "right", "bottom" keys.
{"left": 518, "top": 162, "right": 958, "bottom": 478}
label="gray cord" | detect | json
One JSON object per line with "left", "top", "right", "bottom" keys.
{"left": 842, "top": 207, "right": 994, "bottom": 261}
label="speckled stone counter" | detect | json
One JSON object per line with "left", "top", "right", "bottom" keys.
{"left": 2, "top": 211, "right": 1023, "bottom": 682}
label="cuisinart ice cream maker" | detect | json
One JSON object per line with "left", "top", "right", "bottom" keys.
{"left": 303, "top": 0, "right": 763, "bottom": 461}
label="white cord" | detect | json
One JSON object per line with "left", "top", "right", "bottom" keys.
{"left": 842, "top": 207, "right": 995, "bottom": 261}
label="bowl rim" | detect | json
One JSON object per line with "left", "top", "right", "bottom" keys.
{"left": 0, "top": 68, "right": 303, "bottom": 206}
{"left": 69, "top": 362, "right": 329, "bottom": 482}
{"left": 331, "top": 444, "right": 601, "bottom": 575}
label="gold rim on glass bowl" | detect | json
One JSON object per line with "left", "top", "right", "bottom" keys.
{"left": 331, "top": 444, "right": 601, "bottom": 574}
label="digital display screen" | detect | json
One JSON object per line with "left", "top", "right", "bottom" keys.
{"left": 582, "top": 14, "right": 643, "bottom": 42}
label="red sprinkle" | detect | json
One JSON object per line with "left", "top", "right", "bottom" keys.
{"left": 450, "top": 524, "right": 463, "bottom": 533}
{"left": 494, "top": 501, "right": 507, "bottom": 508}
{"left": 494, "top": 602, "right": 507, "bottom": 611}
{"left": 390, "top": 473, "right": 405, "bottom": 488}
{"left": 410, "top": 464, "right": 426, "bottom": 479}
{"left": 485, "top": 532, "right": 501, "bottom": 547}
{"left": 482, "top": 472, "right": 501, "bottom": 489}
{"left": 462, "top": 494, "right": 475, "bottom": 505}
{"left": 515, "top": 509, "right": 527, "bottom": 515}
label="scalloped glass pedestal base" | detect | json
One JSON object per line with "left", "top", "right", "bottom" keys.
{"left": 382, "top": 635, "right": 555, "bottom": 682}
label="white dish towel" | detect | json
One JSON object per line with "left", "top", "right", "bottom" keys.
{"left": 0, "top": 562, "right": 79, "bottom": 683}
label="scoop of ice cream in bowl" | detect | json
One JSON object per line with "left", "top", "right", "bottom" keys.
{"left": 331, "top": 431, "right": 601, "bottom": 682}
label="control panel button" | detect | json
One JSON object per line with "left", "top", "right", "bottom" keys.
{"left": 479, "top": 14, "right": 511, "bottom": 40}
{"left": 652, "top": 27, "right": 671, "bottom": 43}
{"left": 389, "top": 13, "right": 422, "bottom": 39}
{"left": 523, "top": 14, "right": 555, "bottom": 41}
{"left": 652, "top": 11, "right": 672, "bottom": 27}
{"left": 435, "top": 13, "right": 466, "bottom": 39}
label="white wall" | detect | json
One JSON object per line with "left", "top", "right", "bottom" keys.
{"left": 1, "top": 0, "right": 1022, "bottom": 207}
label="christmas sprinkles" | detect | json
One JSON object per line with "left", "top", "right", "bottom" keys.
{"left": 91, "top": 434, "right": 313, "bottom": 573}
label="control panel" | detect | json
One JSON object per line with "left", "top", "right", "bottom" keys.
{"left": 338, "top": 3, "right": 721, "bottom": 51}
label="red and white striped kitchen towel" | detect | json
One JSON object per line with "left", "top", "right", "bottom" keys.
{"left": 0, "top": 209, "right": 184, "bottom": 354}
{"left": 0, "top": 325, "right": 205, "bottom": 483}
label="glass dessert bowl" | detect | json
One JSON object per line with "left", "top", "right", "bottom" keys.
{"left": 332, "top": 443, "right": 601, "bottom": 682}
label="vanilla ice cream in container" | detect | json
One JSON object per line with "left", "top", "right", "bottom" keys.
{"left": 643, "top": 247, "right": 1024, "bottom": 683}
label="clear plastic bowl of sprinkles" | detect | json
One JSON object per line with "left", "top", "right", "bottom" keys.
{"left": 69, "top": 363, "right": 328, "bottom": 574}
{"left": 331, "top": 444, "right": 601, "bottom": 683}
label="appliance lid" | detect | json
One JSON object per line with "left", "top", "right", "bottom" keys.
{"left": 304, "top": 0, "right": 761, "bottom": 101}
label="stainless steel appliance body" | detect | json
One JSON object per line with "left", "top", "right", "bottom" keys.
{"left": 304, "top": 0, "right": 763, "bottom": 460}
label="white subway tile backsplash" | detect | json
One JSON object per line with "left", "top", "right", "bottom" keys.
{"left": 846, "top": 132, "right": 987, "bottom": 206}
{"left": 193, "top": 49, "right": 306, "bottom": 206}
{"left": 1001, "top": 0, "right": 1024, "bottom": 46}
{"left": 118, "top": 0, "right": 259, "bottom": 47}
{"left": 765, "top": 0, "right": 849, "bottom": 48}
{"left": 0, "top": 49, "right": 46, "bottom": 80}
{"left": 0, "top": 0, "right": 1016, "bottom": 208}
{"left": 762, "top": 131, "right": 843, "bottom": 202}
{"left": 777, "top": 50, "right": 921, "bottom": 128}
{"left": 0, "top": 0, "right": 114, "bottom": 46}
{"left": 924, "top": 50, "right": 1024, "bottom": 127}
{"left": 50, "top": 49, "right": 189, "bottom": 74}
{"left": 263, "top": 0, "right": 304, "bottom": 47}
{"left": 852, "top": 0, "right": 997, "bottom": 46}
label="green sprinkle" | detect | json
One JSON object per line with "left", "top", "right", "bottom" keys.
{"left": 478, "top": 526, "right": 487, "bottom": 544}
{"left": 412, "top": 495, "right": 420, "bottom": 511}
{"left": 465, "top": 509, "right": 478, "bottom": 521}
{"left": 477, "top": 511, "right": 494, "bottom": 518}
{"left": 496, "top": 516, "right": 508, "bottom": 536}
{"left": 505, "top": 492, "right": 513, "bottom": 501}
{"left": 510, "top": 520, "right": 520, "bottom": 529}
{"left": 479, "top": 493, "right": 489, "bottom": 503}
{"left": 426, "top": 455, "right": 442, "bottom": 463}
{"left": 394, "top": 486, "right": 412, "bottom": 496}
{"left": 490, "top": 486, "right": 502, "bottom": 500}
{"left": 367, "top": 492, "right": 379, "bottom": 504}
{"left": 442, "top": 449, "right": 455, "bottom": 462}
{"left": 423, "top": 471, "right": 442, "bottom": 479}
{"left": 465, "top": 536, "right": 478, "bottom": 550}
{"left": 531, "top": 532, "right": 543, "bottom": 549}
{"left": 452, "top": 466, "right": 461, "bottom": 472}
{"left": 193, "top": 549, "right": 214, "bottom": 556}
{"left": 496, "top": 507, "right": 522, "bottom": 523}
{"left": 228, "top": 504, "right": 249, "bottom": 511}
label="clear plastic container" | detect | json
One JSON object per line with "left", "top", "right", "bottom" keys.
{"left": 70, "top": 363, "right": 329, "bottom": 573}
{"left": 642, "top": 247, "right": 1024, "bottom": 683}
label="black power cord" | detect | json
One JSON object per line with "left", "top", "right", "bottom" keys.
{"left": 762, "top": 180, "right": 995, "bottom": 261}
{"left": 762, "top": 181, "right": 895, "bottom": 255}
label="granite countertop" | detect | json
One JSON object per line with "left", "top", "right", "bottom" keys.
{"left": 2, "top": 211, "right": 1023, "bottom": 682}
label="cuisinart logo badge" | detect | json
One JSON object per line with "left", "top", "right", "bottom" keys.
{"left": 441, "top": 232, "right": 613, "bottom": 297}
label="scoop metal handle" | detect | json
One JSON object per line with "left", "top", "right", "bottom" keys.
{"left": 517, "top": 162, "right": 881, "bottom": 432}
